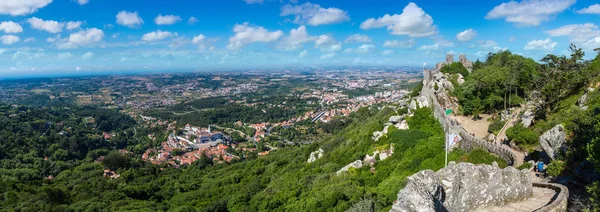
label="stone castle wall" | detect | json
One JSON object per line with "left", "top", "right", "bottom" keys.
{"left": 532, "top": 182, "right": 569, "bottom": 212}
{"left": 420, "top": 74, "right": 517, "bottom": 165}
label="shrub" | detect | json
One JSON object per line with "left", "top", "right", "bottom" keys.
{"left": 488, "top": 120, "right": 506, "bottom": 135}
{"left": 547, "top": 160, "right": 566, "bottom": 176}
{"left": 506, "top": 124, "right": 539, "bottom": 146}
{"left": 517, "top": 162, "right": 532, "bottom": 170}
{"left": 441, "top": 62, "right": 470, "bottom": 78}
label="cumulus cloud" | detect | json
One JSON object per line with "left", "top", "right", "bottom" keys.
{"left": 0, "top": 0, "right": 52, "bottom": 16}
{"left": 545, "top": 23, "right": 600, "bottom": 48}
{"left": 116, "top": 11, "right": 144, "bottom": 28}
{"left": 81, "top": 52, "right": 94, "bottom": 60}
{"left": 417, "top": 43, "right": 440, "bottom": 51}
{"left": 75, "top": 0, "right": 89, "bottom": 5}
{"left": 382, "top": 50, "right": 394, "bottom": 55}
{"left": 486, "top": 0, "right": 576, "bottom": 27}
{"left": 142, "top": 30, "right": 174, "bottom": 41}
{"left": 192, "top": 34, "right": 206, "bottom": 44}
{"left": 58, "top": 28, "right": 104, "bottom": 49}
{"left": 320, "top": 52, "right": 335, "bottom": 59}
{"left": 344, "top": 34, "right": 372, "bottom": 43}
{"left": 57, "top": 52, "right": 74, "bottom": 60}
{"left": 356, "top": 44, "right": 375, "bottom": 53}
{"left": 524, "top": 38, "right": 557, "bottom": 51}
{"left": 382, "top": 39, "right": 415, "bottom": 48}
{"left": 298, "top": 49, "right": 308, "bottom": 58}
{"left": 277, "top": 25, "right": 316, "bottom": 51}
{"left": 23, "top": 37, "right": 35, "bottom": 43}
{"left": 227, "top": 22, "right": 283, "bottom": 50}
{"left": 155, "top": 14, "right": 181, "bottom": 25}
{"left": 315, "top": 34, "right": 341, "bottom": 52}
{"left": 0, "top": 35, "right": 20, "bottom": 45}
{"left": 360, "top": 2, "right": 436, "bottom": 37}
{"left": 478, "top": 40, "right": 498, "bottom": 48}
{"left": 456, "top": 29, "right": 477, "bottom": 42}
{"left": 281, "top": 3, "right": 350, "bottom": 26}
{"left": 0, "top": 21, "right": 23, "bottom": 33}
{"left": 28, "top": 17, "right": 63, "bottom": 33}
{"left": 66, "top": 21, "right": 82, "bottom": 30}
{"left": 576, "top": 4, "right": 600, "bottom": 14}
{"left": 188, "top": 17, "right": 199, "bottom": 25}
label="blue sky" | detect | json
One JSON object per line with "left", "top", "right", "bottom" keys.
{"left": 0, "top": 0, "right": 599, "bottom": 77}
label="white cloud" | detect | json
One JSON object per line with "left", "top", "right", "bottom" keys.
{"left": 66, "top": 21, "right": 82, "bottom": 30}
{"left": 227, "top": 22, "right": 283, "bottom": 50}
{"left": 576, "top": 4, "right": 600, "bottom": 14}
{"left": 0, "top": 0, "right": 52, "bottom": 16}
{"left": 545, "top": 23, "right": 600, "bottom": 46}
{"left": 344, "top": 34, "right": 372, "bottom": 43}
{"left": 57, "top": 52, "right": 74, "bottom": 60}
{"left": 382, "top": 39, "right": 415, "bottom": 48}
{"left": 0, "top": 35, "right": 20, "bottom": 45}
{"left": 277, "top": 25, "right": 316, "bottom": 51}
{"left": 155, "top": 14, "right": 181, "bottom": 25}
{"left": 360, "top": 2, "right": 436, "bottom": 37}
{"left": 356, "top": 44, "right": 375, "bottom": 53}
{"left": 298, "top": 49, "right": 308, "bottom": 58}
{"left": 524, "top": 38, "right": 557, "bottom": 51}
{"left": 456, "top": 29, "right": 476, "bottom": 42}
{"left": 116, "top": 11, "right": 144, "bottom": 28}
{"left": 192, "top": 34, "right": 206, "bottom": 44}
{"left": 486, "top": 0, "right": 576, "bottom": 27}
{"left": 281, "top": 3, "right": 350, "bottom": 26}
{"left": 0, "top": 21, "right": 23, "bottom": 33}
{"left": 244, "top": 0, "right": 263, "bottom": 4}
{"left": 382, "top": 50, "right": 394, "bottom": 55}
{"left": 75, "top": 0, "right": 89, "bottom": 5}
{"left": 81, "top": 52, "right": 94, "bottom": 60}
{"left": 320, "top": 52, "right": 335, "bottom": 59}
{"left": 58, "top": 28, "right": 104, "bottom": 49}
{"left": 142, "top": 30, "right": 174, "bottom": 42}
{"left": 47, "top": 35, "right": 60, "bottom": 42}
{"left": 28, "top": 17, "right": 63, "bottom": 33}
{"left": 24, "top": 37, "right": 35, "bottom": 43}
{"left": 417, "top": 43, "right": 440, "bottom": 51}
{"left": 478, "top": 40, "right": 498, "bottom": 48}
{"left": 315, "top": 34, "right": 341, "bottom": 52}
{"left": 188, "top": 17, "right": 199, "bottom": 25}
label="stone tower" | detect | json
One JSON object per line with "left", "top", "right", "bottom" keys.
{"left": 446, "top": 54, "right": 454, "bottom": 64}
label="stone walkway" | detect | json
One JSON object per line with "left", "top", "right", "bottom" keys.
{"left": 472, "top": 187, "right": 557, "bottom": 212}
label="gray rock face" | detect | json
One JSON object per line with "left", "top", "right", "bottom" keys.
{"left": 307, "top": 148, "right": 324, "bottom": 163}
{"left": 521, "top": 110, "right": 534, "bottom": 128}
{"left": 540, "top": 124, "right": 566, "bottom": 160}
{"left": 391, "top": 162, "right": 533, "bottom": 212}
{"left": 578, "top": 88, "right": 595, "bottom": 110}
{"left": 336, "top": 160, "right": 363, "bottom": 175}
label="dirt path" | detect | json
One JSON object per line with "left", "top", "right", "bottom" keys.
{"left": 495, "top": 107, "right": 526, "bottom": 167}
{"left": 448, "top": 114, "right": 492, "bottom": 139}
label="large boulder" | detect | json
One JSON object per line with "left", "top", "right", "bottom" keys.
{"left": 307, "top": 148, "right": 324, "bottom": 163}
{"left": 540, "top": 124, "right": 566, "bottom": 160}
{"left": 578, "top": 88, "right": 595, "bottom": 110}
{"left": 336, "top": 160, "right": 363, "bottom": 175}
{"left": 521, "top": 110, "right": 534, "bottom": 128}
{"left": 391, "top": 162, "right": 533, "bottom": 212}
{"left": 409, "top": 96, "right": 430, "bottom": 111}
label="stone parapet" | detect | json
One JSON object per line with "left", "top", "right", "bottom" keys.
{"left": 532, "top": 182, "right": 569, "bottom": 212}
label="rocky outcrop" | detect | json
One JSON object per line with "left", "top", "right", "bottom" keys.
{"left": 336, "top": 160, "right": 363, "bottom": 175}
{"left": 578, "top": 87, "right": 595, "bottom": 110}
{"left": 521, "top": 109, "right": 535, "bottom": 128}
{"left": 409, "top": 96, "right": 430, "bottom": 111}
{"left": 307, "top": 148, "right": 324, "bottom": 163}
{"left": 540, "top": 124, "right": 566, "bottom": 160}
{"left": 391, "top": 162, "right": 533, "bottom": 212}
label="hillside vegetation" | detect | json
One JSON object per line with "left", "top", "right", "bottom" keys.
{"left": 451, "top": 46, "right": 600, "bottom": 208}
{"left": 0, "top": 102, "right": 505, "bottom": 211}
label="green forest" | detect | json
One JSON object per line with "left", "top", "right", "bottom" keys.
{"left": 0, "top": 100, "right": 505, "bottom": 211}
